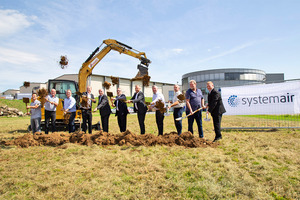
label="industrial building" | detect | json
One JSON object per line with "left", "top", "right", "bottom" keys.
{"left": 182, "top": 68, "right": 284, "bottom": 100}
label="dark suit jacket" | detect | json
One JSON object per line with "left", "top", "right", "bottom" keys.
{"left": 114, "top": 94, "right": 129, "bottom": 116}
{"left": 82, "top": 92, "right": 95, "bottom": 110}
{"left": 97, "top": 95, "right": 112, "bottom": 116}
{"left": 208, "top": 88, "right": 226, "bottom": 116}
{"left": 131, "top": 91, "right": 147, "bottom": 114}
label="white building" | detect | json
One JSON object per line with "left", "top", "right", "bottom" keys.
{"left": 54, "top": 74, "right": 176, "bottom": 101}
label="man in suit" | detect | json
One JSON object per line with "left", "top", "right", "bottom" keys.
{"left": 81, "top": 86, "right": 96, "bottom": 134}
{"left": 127, "top": 85, "right": 147, "bottom": 134}
{"left": 94, "top": 89, "right": 111, "bottom": 132}
{"left": 111, "top": 88, "right": 129, "bottom": 132}
{"left": 205, "top": 81, "right": 226, "bottom": 142}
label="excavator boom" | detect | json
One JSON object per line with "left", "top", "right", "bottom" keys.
{"left": 78, "top": 39, "right": 151, "bottom": 93}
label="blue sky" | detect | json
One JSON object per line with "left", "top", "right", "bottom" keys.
{"left": 1, "top": 0, "right": 300, "bottom": 92}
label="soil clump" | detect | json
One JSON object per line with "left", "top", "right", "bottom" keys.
{"left": 1, "top": 131, "right": 218, "bottom": 148}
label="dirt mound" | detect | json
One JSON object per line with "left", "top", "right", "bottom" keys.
{"left": 1, "top": 131, "right": 219, "bottom": 148}
{"left": 2, "top": 132, "right": 71, "bottom": 148}
{"left": 0, "top": 105, "right": 24, "bottom": 117}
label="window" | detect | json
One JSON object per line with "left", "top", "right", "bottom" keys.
{"left": 169, "top": 90, "right": 174, "bottom": 102}
{"left": 49, "top": 80, "right": 77, "bottom": 99}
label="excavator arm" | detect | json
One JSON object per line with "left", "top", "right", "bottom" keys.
{"left": 78, "top": 39, "right": 151, "bottom": 93}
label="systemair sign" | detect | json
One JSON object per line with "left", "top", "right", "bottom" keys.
{"left": 221, "top": 81, "right": 300, "bottom": 115}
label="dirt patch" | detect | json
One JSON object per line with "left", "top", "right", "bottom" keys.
{"left": 1, "top": 131, "right": 218, "bottom": 148}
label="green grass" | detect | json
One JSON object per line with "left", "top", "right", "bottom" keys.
{"left": 242, "top": 114, "right": 300, "bottom": 121}
{"left": 0, "top": 115, "right": 299, "bottom": 199}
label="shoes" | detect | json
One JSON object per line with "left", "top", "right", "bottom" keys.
{"left": 213, "top": 137, "right": 222, "bottom": 142}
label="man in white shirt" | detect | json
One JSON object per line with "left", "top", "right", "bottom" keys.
{"left": 63, "top": 89, "right": 77, "bottom": 133}
{"left": 44, "top": 89, "right": 59, "bottom": 134}
{"left": 168, "top": 84, "right": 185, "bottom": 135}
{"left": 150, "top": 85, "right": 165, "bottom": 136}
{"left": 27, "top": 93, "right": 41, "bottom": 133}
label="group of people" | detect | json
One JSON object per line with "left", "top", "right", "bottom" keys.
{"left": 28, "top": 80, "right": 226, "bottom": 142}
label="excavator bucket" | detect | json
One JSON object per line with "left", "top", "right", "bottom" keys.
{"left": 133, "top": 57, "right": 150, "bottom": 79}
{"left": 137, "top": 64, "right": 148, "bottom": 77}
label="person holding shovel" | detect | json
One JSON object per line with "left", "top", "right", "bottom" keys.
{"left": 44, "top": 89, "right": 59, "bottom": 134}
{"left": 149, "top": 85, "right": 165, "bottom": 136}
{"left": 81, "top": 86, "right": 96, "bottom": 134}
{"left": 63, "top": 89, "right": 77, "bottom": 133}
{"left": 27, "top": 92, "right": 41, "bottom": 133}
{"left": 185, "top": 80, "right": 205, "bottom": 138}
{"left": 111, "top": 88, "right": 128, "bottom": 132}
{"left": 168, "top": 84, "right": 185, "bottom": 135}
{"left": 205, "top": 81, "right": 226, "bottom": 142}
{"left": 126, "top": 85, "right": 147, "bottom": 135}
{"left": 93, "top": 89, "right": 111, "bottom": 132}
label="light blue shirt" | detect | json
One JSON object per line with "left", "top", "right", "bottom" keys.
{"left": 63, "top": 96, "right": 76, "bottom": 112}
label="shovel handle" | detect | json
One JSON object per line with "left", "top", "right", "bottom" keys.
{"left": 175, "top": 107, "right": 203, "bottom": 121}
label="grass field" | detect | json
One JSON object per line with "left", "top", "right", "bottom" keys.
{"left": 0, "top": 112, "right": 299, "bottom": 199}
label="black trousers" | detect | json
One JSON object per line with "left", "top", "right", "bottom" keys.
{"left": 82, "top": 110, "right": 92, "bottom": 134}
{"left": 212, "top": 114, "right": 223, "bottom": 139}
{"left": 155, "top": 110, "right": 164, "bottom": 135}
{"left": 101, "top": 114, "right": 110, "bottom": 132}
{"left": 117, "top": 113, "right": 127, "bottom": 132}
{"left": 137, "top": 112, "right": 146, "bottom": 134}
{"left": 45, "top": 110, "right": 56, "bottom": 134}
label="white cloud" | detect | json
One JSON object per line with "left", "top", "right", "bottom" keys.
{"left": 0, "top": 9, "right": 33, "bottom": 37}
{"left": 172, "top": 48, "right": 184, "bottom": 54}
{"left": 0, "top": 47, "right": 42, "bottom": 64}
{"left": 197, "top": 41, "right": 257, "bottom": 63}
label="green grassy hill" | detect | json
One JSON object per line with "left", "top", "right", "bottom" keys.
{"left": 0, "top": 99, "right": 27, "bottom": 113}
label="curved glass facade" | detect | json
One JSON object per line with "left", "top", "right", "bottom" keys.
{"left": 182, "top": 68, "right": 266, "bottom": 100}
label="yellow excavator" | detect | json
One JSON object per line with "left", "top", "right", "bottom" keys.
{"left": 34, "top": 39, "right": 151, "bottom": 131}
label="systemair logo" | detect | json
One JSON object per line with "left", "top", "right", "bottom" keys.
{"left": 228, "top": 95, "right": 239, "bottom": 107}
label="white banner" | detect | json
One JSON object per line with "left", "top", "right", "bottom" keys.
{"left": 221, "top": 81, "right": 300, "bottom": 115}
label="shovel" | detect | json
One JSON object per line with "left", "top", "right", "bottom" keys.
{"left": 204, "top": 112, "right": 211, "bottom": 122}
{"left": 23, "top": 97, "right": 30, "bottom": 115}
{"left": 164, "top": 103, "right": 170, "bottom": 117}
{"left": 176, "top": 107, "right": 203, "bottom": 121}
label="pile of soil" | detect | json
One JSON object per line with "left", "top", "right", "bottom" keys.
{"left": 103, "top": 81, "right": 111, "bottom": 89}
{"left": 0, "top": 105, "right": 24, "bottom": 117}
{"left": 177, "top": 94, "right": 185, "bottom": 102}
{"left": 59, "top": 55, "right": 68, "bottom": 69}
{"left": 23, "top": 81, "right": 30, "bottom": 88}
{"left": 111, "top": 76, "right": 119, "bottom": 86}
{"left": 37, "top": 88, "right": 48, "bottom": 108}
{"left": 154, "top": 100, "right": 166, "bottom": 113}
{"left": 1, "top": 131, "right": 218, "bottom": 148}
